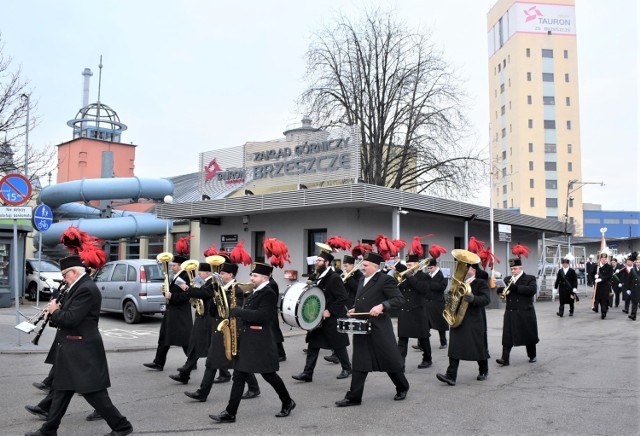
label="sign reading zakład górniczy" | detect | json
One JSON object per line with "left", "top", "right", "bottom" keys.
{"left": 199, "top": 126, "right": 360, "bottom": 198}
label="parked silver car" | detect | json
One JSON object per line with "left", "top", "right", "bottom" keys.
{"left": 94, "top": 259, "right": 166, "bottom": 324}
{"left": 25, "top": 259, "right": 64, "bottom": 301}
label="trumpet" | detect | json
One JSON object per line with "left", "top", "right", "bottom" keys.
{"left": 499, "top": 276, "right": 516, "bottom": 300}
{"left": 394, "top": 258, "right": 431, "bottom": 284}
{"left": 181, "top": 259, "right": 204, "bottom": 316}
{"left": 341, "top": 259, "right": 363, "bottom": 283}
{"left": 157, "top": 252, "right": 174, "bottom": 303}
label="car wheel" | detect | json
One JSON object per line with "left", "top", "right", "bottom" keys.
{"left": 27, "top": 282, "right": 38, "bottom": 301}
{"left": 123, "top": 300, "right": 141, "bottom": 324}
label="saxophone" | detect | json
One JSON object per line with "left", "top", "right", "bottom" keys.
{"left": 181, "top": 259, "right": 204, "bottom": 316}
{"left": 443, "top": 249, "right": 481, "bottom": 328}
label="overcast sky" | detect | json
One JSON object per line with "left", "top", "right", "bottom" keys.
{"left": 1, "top": 0, "right": 637, "bottom": 211}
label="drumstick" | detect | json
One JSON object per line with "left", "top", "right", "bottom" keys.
{"left": 347, "top": 312, "right": 383, "bottom": 317}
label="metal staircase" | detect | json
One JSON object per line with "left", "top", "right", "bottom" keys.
{"left": 536, "top": 243, "right": 586, "bottom": 301}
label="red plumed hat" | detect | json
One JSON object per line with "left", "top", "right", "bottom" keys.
{"left": 512, "top": 244, "right": 529, "bottom": 259}
{"left": 79, "top": 244, "right": 107, "bottom": 270}
{"left": 230, "top": 240, "right": 252, "bottom": 265}
{"left": 176, "top": 235, "right": 194, "bottom": 256}
{"left": 263, "top": 237, "right": 291, "bottom": 268}
{"left": 374, "top": 234, "right": 399, "bottom": 261}
{"left": 60, "top": 226, "right": 106, "bottom": 270}
{"left": 203, "top": 243, "right": 220, "bottom": 257}
{"left": 468, "top": 236, "right": 485, "bottom": 254}
{"left": 392, "top": 239, "right": 406, "bottom": 251}
{"left": 429, "top": 244, "right": 447, "bottom": 259}
{"left": 409, "top": 234, "right": 433, "bottom": 257}
{"left": 352, "top": 241, "right": 373, "bottom": 258}
{"left": 479, "top": 247, "right": 500, "bottom": 269}
{"left": 325, "top": 236, "right": 352, "bottom": 252}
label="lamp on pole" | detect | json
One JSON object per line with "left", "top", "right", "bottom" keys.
{"left": 21, "top": 94, "right": 30, "bottom": 178}
{"left": 564, "top": 179, "right": 604, "bottom": 250}
{"left": 163, "top": 195, "right": 173, "bottom": 252}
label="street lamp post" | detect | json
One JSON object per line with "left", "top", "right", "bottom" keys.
{"left": 21, "top": 94, "right": 30, "bottom": 178}
{"left": 564, "top": 180, "right": 605, "bottom": 250}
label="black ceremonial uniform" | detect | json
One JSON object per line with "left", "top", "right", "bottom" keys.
{"left": 269, "top": 277, "right": 287, "bottom": 360}
{"left": 397, "top": 271, "right": 431, "bottom": 365}
{"left": 611, "top": 264, "right": 625, "bottom": 307}
{"left": 498, "top": 273, "right": 539, "bottom": 362}
{"left": 593, "top": 262, "right": 613, "bottom": 317}
{"left": 554, "top": 266, "right": 578, "bottom": 316}
{"left": 626, "top": 266, "right": 640, "bottom": 320}
{"left": 425, "top": 269, "right": 449, "bottom": 332}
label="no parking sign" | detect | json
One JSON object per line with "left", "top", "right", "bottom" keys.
{"left": 0, "top": 173, "right": 32, "bottom": 206}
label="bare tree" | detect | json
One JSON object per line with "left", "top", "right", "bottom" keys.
{"left": 0, "top": 33, "right": 55, "bottom": 186}
{"left": 300, "top": 9, "right": 483, "bottom": 197}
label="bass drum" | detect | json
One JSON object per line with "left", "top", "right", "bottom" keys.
{"left": 280, "top": 282, "right": 326, "bottom": 331}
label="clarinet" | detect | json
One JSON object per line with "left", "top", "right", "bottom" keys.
{"left": 32, "top": 282, "right": 70, "bottom": 346}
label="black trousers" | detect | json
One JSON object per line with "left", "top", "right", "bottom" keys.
{"left": 438, "top": 330, "right": 447, "bottom": 346}
{"left": 346, "top": 370, "right": 409, "bottom": 402}
{"left": 225, "top": 371, "right": 291, "bottom": 416}
{"left": 303, "top": 347, "right": 351, "bottom": 375}
{"left": 446, "top": 357, "right": 488, "bottom": 380}
{"left": 39, "top": 389, "right": 130, "bottom": 435}
{"left": 612, "top": 287, "right": 622, "bottom": 306}
{"left": 501, "top": 344, "right": 536, "bottom": 361}
{"left": 41, "top": 366, "right": 54, "bottom": 387}
{"left": 154, "top": 344, "right": 189, "bottom": 367}
{"left": 198, "top": 368, "right": 257, "bottom": 398}
{"left": 398, "top": 337, "right": 431, "bottom": 362}
{"left": 558, "top": 302, "right": 574, "bottom": 315}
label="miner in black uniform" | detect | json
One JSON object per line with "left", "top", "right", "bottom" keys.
{"left": 496, "top": 258, "right": 539, "bottom": 366}
{"left": 424, "top": 258, "right": 449, "bottom": 355}
{"left": 554, "top": 258, "right": 578, "bottom": 317}
{"left": 625, "top": 252, "right": 640, "bottom": 321}
{"left": 342, "top": 254, "right": 363, "bottom": 308}
{"left": 621, "top": 255, "right": 633, "bottom": 314}
{"left": 292, "top": 251, "right": 352, "bottom": 381}
{"left": 610, "top": 257, "right": 624, "bottom": 308}
{"left": 25, "top": 255, "right": 133, "bottom": 436}
{"left": 335, "top": 252, "right": 409, "bottom": 407}
{"left": 586, "top": 255, "right": 597, "bottom": 287}
{"left": 209, "top": 262, "right": 295, "bottom": 423}
{"left": 169, "top": 262, "right": 215, "bottom": 384}
{"left": 144, "top": 255, "right": 192, "bottom": 371}
{"left": 396, "top": 254, "right": 432, "bottom": 369}
{"left": 592, "top": 252, "right": 613, "bottom": 319}
{"left": 436, "top": 263, "right": 491, "bottom": 385}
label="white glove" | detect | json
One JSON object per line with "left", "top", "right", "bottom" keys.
{"left": 553, "top": 289, "right": 558, "bottom": 293}
{"left": 572, "top": 288, "right": 577, "bottom": 293}
{"left": 595, "top": 278, "right": 602, "bottom": 283}
{"left": 594, "top": 274, "right": 599, "bottom": 279}
{"left": 627, "top": 290, "right": 632, "bottom": 296}
{"left": 618, "top": 284, "right": 622, "bottom": 288}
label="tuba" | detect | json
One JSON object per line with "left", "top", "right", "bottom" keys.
{"left": 181, "top": 259, "right": 204, "bottom": 316}
{"left": 156, "top": 252, "right": 174, "bottom": 304}
{"left": 443, "top": 249, "right": 481, "bottom": 328}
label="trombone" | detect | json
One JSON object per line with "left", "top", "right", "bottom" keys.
{"left": 341, "top": 259, "right": 363, "bottom": 283}
{"left": 394, "top": 258, "right": 430, "bottom": 284}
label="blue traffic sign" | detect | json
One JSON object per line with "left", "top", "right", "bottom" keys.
{"left": 0, "top": 173, "right": 32, "bottom": 206}
{"left": 33, "top": 204, "right": 53, "bottom": 231}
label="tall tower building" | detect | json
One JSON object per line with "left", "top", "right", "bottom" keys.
{"left": 487, "top": 0, "right": 583, "bottom": 235}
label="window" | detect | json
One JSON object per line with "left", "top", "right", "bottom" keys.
{"left": 530, "top": 179, "right": 535, "bottom": 188}
{"left": 544, "top": 120, "right": 556, "bottom": 129}
{"left": 111, "top": 264, "right": 127, "bottom": 281}
{"left": 502, "top": 151, "right": 507, "bottom": 160}
{"left": 509, "top": 124, "right": 512, "bottom": 132}
{"left": 509, "top": 101, "right": 511, "bottom": 109}
{"left": 542, "top": 49, "right": 553, "bottom": 58}
{"left": 527, "top": 95, "right": 532, "bottom": 104}
{"left": 568, "top": 162, "right": 573, "bottom": 171}
{"left": 125, "top": 238, "right": 140, "bottom": 259}
{"left": 253, "top": 231, "right": 266, "bottom": 263}
{"left": 508, "top": 78, "right": 511, "bottom": 87}
{"left": 546, "top": 198, "right": 558, "bottom": 207}
{"left": 604, "top": 219, "right": 620, "bottom": 225}
{"left": 498, "top": 63, "right": 502, "bottom": 72}
{"left": 529, "top": 161, "right": 534, "bottom": 171}
{"left": 584, "top": 218, "right": 601, "bottom": 224}
{"left": 501, "top": 128, "right": 506, "bottom": 138}
{"left": 528, "top": 119, "right": 533, "bottom": 128}
{"left": 567, "top": 143, "right": 572, "bottom": 154}
{"left": 502, "top": 168, "right": 507, "bottom": 177}
{"left": 623, "top": 219, "right": 640, "bottom": 225}
{"left": 544, "top": 162, "right": 557, "bottom": 171}
{"left": 526, "top": 48, "right": 531, "bottom": 57}
{"left": 502, "top": 184, "right": 507, "bottom": 194}
{"left": 530, "top": 197, "right": 535, "bottom": 207}
{"left": 566, "top": 120, "right": 572, "bottom": 130}
{"left": 501, "top": 105, "right": 505, "bottom": 115}
{"left": 503, "top": 59, "right": 506, "bottom": 68}
{"left": 527, "top": 72, "right": 532, "bottom": 81}
{"left": 543, "top": 73, "right": 554, "bottom": 82}
{"left": 454, "top": 237, "right": 463, "bottom": 250}
{"left": 564, "top": 50, "right": 569, "bottom": 59}
{"left": 543, "top": 96, "right": 555, "bottom": 105}
{"left": 503, "top": 200, "right": 508, "bottom": 208}
{"left": 127, "top": 265, "right": 136, "bottom": 281}
{"left": 544, "top": 143, "right": 557, "bottom": 153}
{"left": 565, "top": 97, "right": 571, "bottom": 106}
{"left": 565, "top": 73, "right": 570, "bottom": 82}
{"left": 528, "top": 143, "right": 534, "bottom": 152}
{"left": 500, "top": 83, "right": 505, "bottom": 94}
{"left": 545, "top": 180, "right": 558, "bottom": 189}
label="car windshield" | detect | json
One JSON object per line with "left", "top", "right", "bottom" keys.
{"left": 31, "top": 261, "right": 60, "bottom": 273}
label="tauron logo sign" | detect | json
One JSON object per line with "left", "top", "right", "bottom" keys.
{"left": 523, "top": 5, "right": 542, "bottom": 23}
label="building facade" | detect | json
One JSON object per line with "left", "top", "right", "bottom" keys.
{"left": 487, "top": 0, "right": 584, "bottom": 234}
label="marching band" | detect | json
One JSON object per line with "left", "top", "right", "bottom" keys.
{"left": 21, "top": 229, "right": 640, "bottom": 434}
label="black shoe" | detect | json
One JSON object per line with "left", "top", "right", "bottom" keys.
{"left": 394, "top": 390, "right": 408, "bottom": 400}
{"left": 184, "top": 390, "right": 207, "bottom": 402}
{"left": 25, "top": 431, "right": 46, "bottom": 436}
{"left": 176, "top": 364, "right": 196, "bottom": 372}
{"left": 275, "top": 400, "right": 296, "bottom": 417}
{"left": 418, "top": 360, "right": 432, "bottom": 369}
{"left": 212, "top": 376, "right": 231, "bottom": 384}
{"left": 335, "top": 398, "right": 361, "bottom": 407}
{"left": 291, "top": 373, "right": 313, "bottom": 382}
{"left": 411, "top": 345, "right": 423, "bottom": 351}
{"left": 336, "top": 369, "right": 351, "bottom": 379}
{"left": 477, "top": 373, "right": 488, "bottom": 381}
{"left": 556, "top": 312, "right": 563, "bottom": 317}
{"left": 436, "top": 373, "right": 456, "bottom": 386}
{"left": 601, "top": 312, "right": 606, "bottom": 319}
{"left": 324, "top": 354, "right": 340, "bottom": 364}
{"left": 569, "top": 313, "right": 573, "bottom": 316}
{"left": 622, "top": 309, "right": 629, "bottom": 314}
{"left": 169, "top": 373, "right": 189, "bottom": 384}
{"left": 279, "top": 356, "right": 287, "bottom": 362}
{"left": 439, "top": 344, "right": 447, "bottom": 349}
{"left": 496, "top": 358, "right": 510, "bottom": 366}
{"left": 86, "top": 410, "right": 103, "bottom": 421}
{"left": 104, "top": 425, "right": 133, "bottom": 436}
{"left": 25, "top": 405, "right": 48, "bottom": 420}
{"left": 209, "top": 411, "right": 236, "bottom": 423}
{"left": 241, "top": 390, "right": 260, "bottom": 399}
{"left": 529, "top": 357, "right": 537, "bottom": 363}
{"left": 629, "top": 315, "right": 637, "bottom": 321}
{"left": 592, "top": 307, "right": 598, "bottom": 313}
{"left": 302, "top": 349, "right": 307, "bottom": 353}
{"left": 143, "top": 362, "right": 163, "bottom": 371}
{"left": 32, "top": 382, "right": 50, "bottom": 393}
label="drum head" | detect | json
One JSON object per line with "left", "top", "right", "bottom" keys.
{"left": 280, "top": 282, "right": 326, "bottom": 331}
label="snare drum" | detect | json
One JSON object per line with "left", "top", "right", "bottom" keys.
{"left": 337, "top": 318, "right": 371, "bottom": 334}
{"left": 280, "top": 282, "right": 326, "bottom": 331}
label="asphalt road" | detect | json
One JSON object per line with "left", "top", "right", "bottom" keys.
{"left": 1, "top": 300, "right": 638, "bottom": 435}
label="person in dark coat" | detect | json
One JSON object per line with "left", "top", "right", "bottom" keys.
{"left": 292, "top": 251, "right": 352, "bottom": 382}
{"left": 496, "top": 258, "right": 539, "bottom": 366}
{"left": 335, "top": 252, "right": 409, "bottom": 407}
{"left": 592, "top": 252, "right": 613, "bottom": 319}
{"left": 342, "top": 255, "right": 363, "bottom": 308}
{"left": 209, "top": 262, "right": 295, "bottom": 423}
{"left": 610, "top": 258, "right": 624, "bottom": 308}
{"left": 554, "top": 258, "right": 578, "bottom": 317}
{"left": 169, "top": 262, "right": 215, "bottom": 384}
{"left": 436, "top": 263, "right": 491, "bottom": 385}
{"left": 144, "top": 255, "right": 193, "bottom": 370}
{"left": 268, "top": 276, "right": 287, "bottom": 362}
{"left": 621, "top": 255, "right": 634, "bottom": 314}
{"left": 625, "top": 252, "right": 640, "bottom": 321}
{"left": 424, "top": 258, "right": 449, "bottom": 351}
{"left": 25, "top": 255, "right": 132, "bottom": 436}
{"left": 586, "top": 255, "right": 597, "bottom": 287}
{"left": 396, "top": 254, "right": 432, "bottom": 369}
